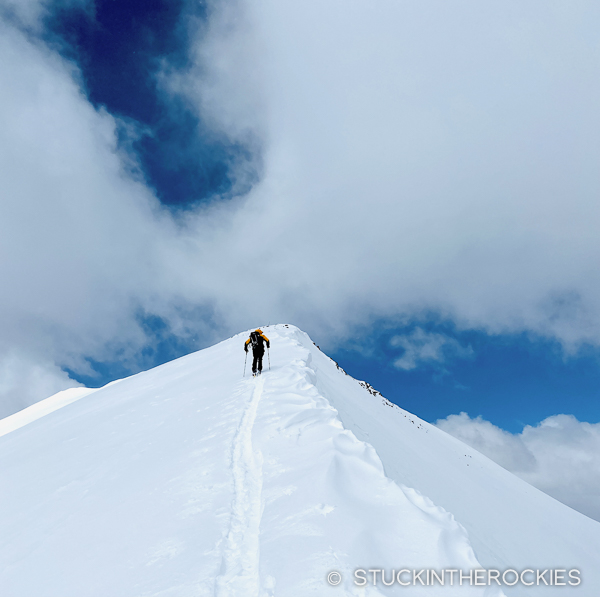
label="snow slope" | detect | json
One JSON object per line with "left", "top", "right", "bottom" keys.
{"left": 0, "top": 324, "right": 598, "bottom": 596}
{"left": 0, "top": 387, "right": 97, "bottom": 438}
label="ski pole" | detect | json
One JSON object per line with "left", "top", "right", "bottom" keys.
{"left": 243, "top": 351, "right": 248, "bottom": 377}
{"left": 268, "top": 347, "right": 271, "bottom": 370}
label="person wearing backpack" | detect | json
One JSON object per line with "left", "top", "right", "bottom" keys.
{"left": 244, "top": 329, "right": 270, "bottom": 376}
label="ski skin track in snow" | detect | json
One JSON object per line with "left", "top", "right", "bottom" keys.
{"left": 0, "top": 324, "right": 598, "bottom": 596}
{"left": 216, "top": 375, "right": 265, "bottom": 597}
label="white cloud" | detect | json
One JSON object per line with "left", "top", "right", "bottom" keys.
{"left": 436, "top": 412, "right": 600, "bottom": 522}
{"left": 0, "top": 20, "right": 182, "bottom": 415}
{"left": 390, "top": 328, "right": 472, "bottom": 371}
{"left": 0, "top": 351, "right": 81, "bottom": 416}
{"left": 174, "top": 0, "right": 600, "bottom": 350}
{"left": 3, "top": 1, "right": 600, "bottom": 415}
{"left": 0, "top": 0, "right": 90, "bottom": 31}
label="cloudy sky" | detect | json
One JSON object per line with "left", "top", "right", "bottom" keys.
{"left": 1, "top": 0, "right": 599, "bottom": 520}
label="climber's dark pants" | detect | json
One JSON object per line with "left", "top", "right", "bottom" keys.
{"left": 252, "top": 349, "right": 264, "bottom": 373}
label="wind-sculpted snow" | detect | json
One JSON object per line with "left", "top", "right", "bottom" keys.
{"left": 245, "top": 329, "right": 497, "bottom": 596}
{"left": 0, "top": 325, "right": 598, "bottom": 595}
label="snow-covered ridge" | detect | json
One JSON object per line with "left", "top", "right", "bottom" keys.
{"left": 0, "top": 376, "right": 127, "bottom": 438}
{"left": 0, "top": 386, "right": 97, "bottom": 438}
{"left": 0, "top": 324, "right": 598, "bottom": 596}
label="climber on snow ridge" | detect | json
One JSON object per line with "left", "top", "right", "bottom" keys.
{"left": 245, "top": 329, "right": 270, "bottom": 376}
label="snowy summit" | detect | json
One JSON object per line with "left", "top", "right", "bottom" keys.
{"left": 0, "top": 324, "right": 599, "bottom": 596}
